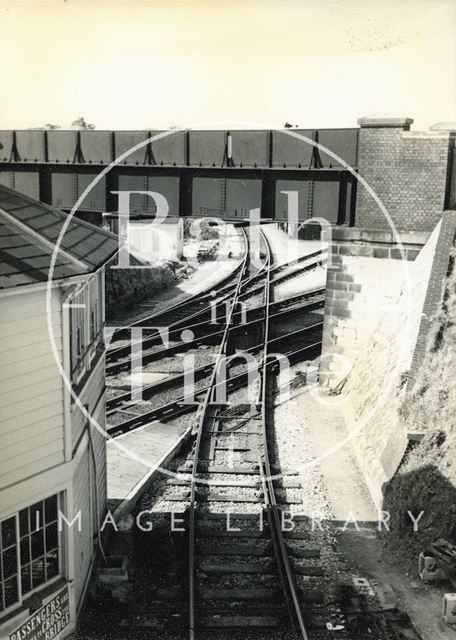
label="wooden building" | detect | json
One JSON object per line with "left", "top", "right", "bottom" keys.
{"left": 0, "top": 185, "right": 117, "bottom": 639}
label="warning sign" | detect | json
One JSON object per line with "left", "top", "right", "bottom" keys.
{"left": 9, "top": 587, "right": 71, "bottom": 640}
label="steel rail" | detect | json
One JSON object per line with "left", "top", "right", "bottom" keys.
{"left": 105, "top": 291, "right": 324, "bottom": 375}
{"left": 187, "top": 228, "right": 253, "bottom": 640}
{"left": 106, "top": 289, "right": 325, "bottom": 363}
{"left": 106, "top": 334, "right": 323, "bottom": 436}
{"left": 109, "top": 230, "right": 272, "bottom": 340}
{"left": 259, "top": 232, "right": 310, "bottom": 639}
{"left": 106, "top": 286, "right": 324, "bottom": 364}
{"left": 108, "top": 246, "right": 324, "bottom": 343}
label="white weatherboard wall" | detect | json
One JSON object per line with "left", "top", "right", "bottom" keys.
{"left": 0, "top": 287, "right": 64, "bottom": 489}
{"left": 0, "top": 282, "right": 109, "bottom": 637}
{"left": 71, "top": 391, "right": 107, "bottom": 610}
{"left": 321, "top": 222, "right": 441, "bottom": 506}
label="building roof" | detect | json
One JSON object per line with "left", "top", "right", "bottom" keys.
{"left": 0, "top": 185, "right": 118, "bottom": 290}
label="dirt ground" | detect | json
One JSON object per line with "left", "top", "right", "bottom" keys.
{"left": 290, "top": 387, "right": 455, "bottom": 640}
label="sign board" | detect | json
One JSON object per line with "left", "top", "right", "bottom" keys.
{"left": 9, "top": 587, "right": 70, "bottom": 640}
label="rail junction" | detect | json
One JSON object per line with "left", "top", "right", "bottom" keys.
{"left": 102, "top": 227, "right": 423, "bottom": 639}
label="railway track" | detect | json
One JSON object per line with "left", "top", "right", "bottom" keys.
{"left": 106, "top": 287, "right": 325, "bottom": 370}
{"left": 140, "top": 231, "right": 320, "bottom": 639}
{"left": 106, "top": 326, "right": 323, "bottom": 434}
{"left": 107, "top": 243, "right": 325, "bottom": 345}
{"left": 105, "top": 228, "right": 425, "bottom": 640}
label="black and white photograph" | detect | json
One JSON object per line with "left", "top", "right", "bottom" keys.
{"left": 0, "top": 1, "right": 455, "bottom": 639}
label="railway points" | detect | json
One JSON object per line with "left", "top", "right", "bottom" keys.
{"left": 2, "top": 115, "right": 454, "bottom": 640}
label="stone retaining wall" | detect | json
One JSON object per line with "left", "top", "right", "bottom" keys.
{"left": 320, "top": 221, "right": 442, "bottom": 505}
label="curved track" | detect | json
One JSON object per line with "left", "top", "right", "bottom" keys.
{"left": 105, "top": 226, "right": 328, "bottom": 638}
{"left": 102, "top": 227, "right": 425, "bottom": 640}
{"left": 185, "top": 230, "right": 312, "bottom": 639}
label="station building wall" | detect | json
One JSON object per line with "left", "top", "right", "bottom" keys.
{"left": 0, "top": 275, "right": 108, "bottom": 640}
{"left": 0, "top": 288, "right": 65, "bottom": 489}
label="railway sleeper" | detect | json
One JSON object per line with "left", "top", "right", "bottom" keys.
{"left": 190, "top": 465, "right": 260, "bottom": 474}
{"left": 167, "top": 478, "right": 261, "bottom": 488}
{"left": 199, "top": 587, "right": 278, "bottom": 602}
{"left": 197, "top": 493, "right": 303, "bottom": 504}
{"left": 196, "top": 529, "right": 265, "bottom": 538}
{"left": 199, "top": 614, "right": 281, "bottom": 628}
{"left": 198, "top": 562, "right": 275, "bottom": 574}
{"left": 196, "top": 542, "right": 272, "bottom": 556}
{"left": 287, "top": 547, "right": 321, "bottom": 559}
{"left": 196, "top": 511, "right": 264, "bottom": 520}
{"left": 167, "top": 476, "right": 301, "bottom": 489}
{"left": 195, "top": 494, "right": 263, "bottom": 503}
{"left": 198, "top": 560, "right": 323, "bottom": 577}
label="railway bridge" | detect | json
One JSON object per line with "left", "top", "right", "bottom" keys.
{"left": 0, "top": 126, "right": 360, "bottom": 225}
{"left": 1, "top": 117, "right": 454, "bottom": 234}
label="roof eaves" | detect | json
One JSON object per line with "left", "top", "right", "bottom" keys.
{"left": 0, "top": 206, "right": 90, "bottom": 274}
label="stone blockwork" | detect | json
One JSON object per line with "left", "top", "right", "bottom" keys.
{"left": 356, "top": 117, "right": 451, "bottom": 232}
{"left": 330, "top": 226, "right": 430, "bottom": 262}
{"left": 320, "top": 221, "right": 442, "bottom": 505}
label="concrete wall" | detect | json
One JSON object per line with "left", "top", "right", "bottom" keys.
{"left": 320, "top": 222, "right": 442, "bottom": 505}
{"left": 356, "top": 117, "right": 450, "bottom": 232}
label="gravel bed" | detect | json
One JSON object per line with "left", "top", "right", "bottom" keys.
{"left": 198, "top": 573, "right": 276, "bottom": 589}
{"left": 198, "top": 473, "right": 260, "bottom": 484}
{"left": 212, "top": 450, "right": 247, "bottom": 467}
{"left": 107, "top": 359, "right": 255, "bottom": 430}
{"left": 214, "top": 432, "right": 249, "bottom": 446}
{"left": 149, "top": 499, "right": 189, "bottom": 513}
{"left": 272, "top": 361, "right": 347, "bottom": 601}
{"left": 200, "top": 501, "right": 263, "bottom": 515}
{"left": 197, "top": 516, "right": 264, "bottom": 532}
{"left": 110, "top": 339, "right": 221, "bottom": 370}
{"left": 200, "top": 537, "right": 271, "bottom": 553}
{"left": 198, "top": 486, "right": 259, "bottom": 499}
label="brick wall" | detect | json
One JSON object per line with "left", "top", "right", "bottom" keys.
{"left": 356, "top": 117, "right": 450, "bottom": 232}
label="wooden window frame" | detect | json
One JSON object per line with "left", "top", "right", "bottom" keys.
{"left": 0, "top": 494, "right": 63, "bottom": 621}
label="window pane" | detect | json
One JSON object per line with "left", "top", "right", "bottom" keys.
{"left": 4, "top": 576, "right": 19, "bottom": 608}
{"left": 3, "top": 546, "right": 17, "bottom": 579}
{"left": 29, "top": 503, "right": 44, "bottom": 531}
{"left": 1, "top": 518, "right": 16, "bottom": 549}
{"left": 31, "top": 530, "right": 44, "bottom": 560}
{"left": 20, "top": 537, "right": 30, "bottom": 565}
{"left": 21, "top": 565, "right": 31, "bottom": 595}
{"left": 19, "top": 509, "right": 29, "bottom": 537}
{"left": 45, "top": 523, "right": 58, "bottom": 553}
{"left": 0, "top": 583, "right": 3, "bottom": 611}
{"left": 31, "top": 559, "right": 45, "bottom": 589}
{"left": 45, "top": 550, "right": 59, "bottom": 581}
{"left": 45, "top": 496, "right": 58, "bottom": 524}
